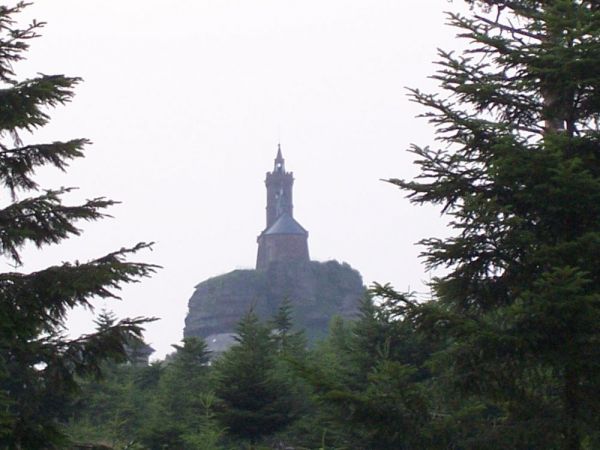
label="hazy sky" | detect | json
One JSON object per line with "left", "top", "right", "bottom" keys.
{"left": 10, "top": 1, "right": 468, "bottom": 358}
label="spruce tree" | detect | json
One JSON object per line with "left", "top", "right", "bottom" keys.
{"left": 140, "top": 338, "right": 212, "bottom": 449}
{"left": 0, "top": 3, "right": 156, "bottom": 447}
{"left": 300, "top": 297, "right": 432, "bottom": 449}
{"left": 270, "top": 299, "right": 306, "bottom": 357}
{"left": 214, "top": 311, "right": 295, "bottom": 445}
{"left": 391, "top": 1, "right": 600, "bottom": 448}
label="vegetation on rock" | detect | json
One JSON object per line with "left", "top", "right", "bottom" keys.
{"left": 184, "top": 260, "right": 364, "bottom": 345}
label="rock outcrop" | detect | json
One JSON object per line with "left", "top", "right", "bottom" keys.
{"left": 184, "top": 260, "right": 364, "bottom": 344}
{"left": 184, "top": 147, "right": 365, "bottom": 350}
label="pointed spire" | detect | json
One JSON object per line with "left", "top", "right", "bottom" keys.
{"left": 274, "top": 143, "right": 285, "bottom": 172}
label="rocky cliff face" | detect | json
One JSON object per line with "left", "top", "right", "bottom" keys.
{"left": 184, "top": 260, "right": 364, "bottom": 343}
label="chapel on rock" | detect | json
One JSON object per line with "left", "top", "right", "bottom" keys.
{"left": 256, "top": 145, "right": 309, "bottom": 270}
{"left": 183, "top": 145, "right": 364, "bottom": 351}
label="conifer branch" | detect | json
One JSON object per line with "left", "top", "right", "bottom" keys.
{"left": 0, "top": 75, "right": 81, "bottom": 134}
{"left": 0, "top": 243, "right": 159, "bottom": 331}
{"left": 0, "top": 189, "right": 116, "bottom": 265}
{"left": 473, "top": 14, "right": 541, "bottom": 40}
{"left": 0, "top": 2, "right": 41, "bottom": 83}
{"left": 0, "top": 139, "right": 88, "bottom": 194}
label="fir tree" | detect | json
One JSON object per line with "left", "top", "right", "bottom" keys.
{"left": 270, "top": 299, "right": 306, "bottom": 357}
{"left": 299, "top": 296, "right": 432, "bottom": 449}
{"left": 214, "top": 311, "right": 295, "bottom": 445}
{"left": 390, "top": 1, "right": 600, "bottom": 448}
{"left": 140, "top": 338, "right": 212, "bottom": 449}
{"left": 0, "top": 3, "right": 156, "bottom": 447}
{"left": 93, "top": 309, "right": 118, "bottom": 332}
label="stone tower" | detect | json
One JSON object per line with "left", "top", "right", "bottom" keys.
{"left": 256, "top": 145, "right": 309, "bottom": 270}
{"left": 184, "top": 144, "right": 364, "bottom": 351}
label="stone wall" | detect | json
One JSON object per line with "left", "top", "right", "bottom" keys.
{"left": 256, "top": 234, "right": 310, "bottom": 271}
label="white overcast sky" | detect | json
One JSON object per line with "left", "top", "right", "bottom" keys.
{"left": 10, "top": 0, "right": 469, "bottom": 358}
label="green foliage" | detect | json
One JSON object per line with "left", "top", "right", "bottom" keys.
{"left": 270, "top": 299, "right": 307, "bottom": 357}
{"left": 214, "top": 310, "right": 299, "bottom": 444}
{"left": 297, "top": 297, "right": 435, "bottom": 449}
{"left": 0, "top": 3, "right": 156, "bottom": 448}
{"left": 387, "top": 1, "right": 600, "bottom": 448}
{"left": 138, "top": 337, "right": 215, "bottom": 449}
{"left": 24, "top": 2, "right": 600, "bottom": 448}
{"left": 66, "top": 308, "right": 311, "bottom": 449}
{"left": 68, "top": 364, "right": 136, "bottom": 448}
